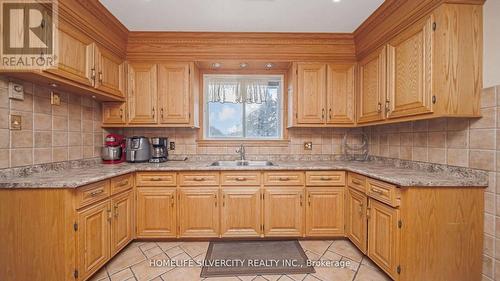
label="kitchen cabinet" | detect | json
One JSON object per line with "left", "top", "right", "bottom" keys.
{"left": 305, "top": 187, "right": 344, "bottom": 236}
{"left": 110, "top": 190, "right": 134, "bottom": 255}
{"left": 221, "top": 187, "right": 262, "bottom": 237}
{"left": 158, "top": 63, "right": 191, "bottom": 124}
{"left": 77, "top": 200, "right": 111, "bottom": 281}
{"left": 326, "top": 64, "right": 356, "bottom": 124}
{"left": 136, "top": 187, "right": 176, "bottom": 238}
{"left": 296, "top": 63, "right": 327, "bottom": 124}
{"left": 127, "top": 63, "right": 158, "bottom": 124}
{"left": 178, "top": 187, "right": 219, "bottom": 237}
{"left": 367, "top": 198, "right": 400, "bottom": 280}
{"left": 95, "top": 47, "right": 125, "bottom": 97}
{"left": 263, "top": 187, "right": 304, "bottom": 237}
{"left": 345, "top": 187, "right": 368, "bottom": 254}
{"left": 102, "top": 102, "right": 127, "bottom": 124}
{"left": 386, "top": 16, "right": 433, "bottom": 119}
{"left": 289, "top": 63, "right": 356, "bottom": 127}
{"left": 357, "top": 47, "right": 386, "bottom": 124}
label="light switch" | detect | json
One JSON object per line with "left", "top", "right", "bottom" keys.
{"left": 51, "top": 92, "right": 61, "bottom": 105}
{"left": 304, "top": 142, "right": 312, "bottom": 150}
{"left": 10, "top": 115, "right": 22, "bottom": 130}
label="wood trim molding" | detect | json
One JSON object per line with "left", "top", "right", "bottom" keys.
{"left": 354, "top": 0, "right": 485, "bottom": 59}
{"left": 126, "top": 32, "right": 356, "bottom": 61}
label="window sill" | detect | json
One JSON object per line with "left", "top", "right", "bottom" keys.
{"left": 196, "top": 139, "right": 290, "bottom": 147}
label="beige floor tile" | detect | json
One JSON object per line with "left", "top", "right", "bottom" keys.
{"left": 161, "top": 266, "right": 203, "bottom": 281}
{"left": 311, "top": 266, "right": 356, "bottom": 281}
{"left": 109, "top": 268, "right": 134, "bottom": 281}
{"left": 252, "top": 277, "right": 269, "bottom": 281}
{"left": 157, "top": 241, "right": 183, "bottom": 252}
{"left": 180, "top": 241, "right": 209, "bottom": 258}
{"left": 262, "top": 275, "right": 282, "bottom": 281}
{"left": 106, "top": 246, "right": 146, "bottom": 275}
{"left": 278, "top": 276, "right": 297, "bottom": 281}
{"left": 286, "top": 273, "right": 307, "bottom": 281}
{"left": 131, "top": 253, "right": 172, "bottom": 281}
{"left": 340, "top": 257, "right": 360, "bottom": 272}
{"left": 305, "top": 251, "right": 321, "bottom": 261}
{"left": 320, "top": 250, "right": 342, "bottom": 261}
{"left": 354, "top": 265, "right": 391, "bottom": 281}
{"left": 170, "top": 252, "right": 194, "bottom": 263}
{"left": 299, "top": 240, "right": 332, "bottom": 256}
{"left": 360, "top": 257, "right": 378, "bottom": 270}
{"left": 88, "top": 268, "right": 109, "bottom": 281}
{"left": 302, "top": 275, "right": 321, "bottom": 281}
{"left": 165, "top": 246, "right": 185, "bottom": 258}
{"left": 328, "top": 240, "right": 363, "bottom": 262}
{"left": 237, "top": 276, "right": 255, "bottom": 281}
{"left": 139, "top": 242, "right": 158, "bottom": 252}
{"left": 144, "top": 246, "right": 164, "bottom": 259}
{"left": 204, "top": 277, "right": 240, "bottom": 281}
{"left": 149, "top": 277, "right": 162, "bottom": 281}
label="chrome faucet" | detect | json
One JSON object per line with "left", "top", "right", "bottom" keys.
{"left": 236, "top": 144, "right": 246, "bottom": 161}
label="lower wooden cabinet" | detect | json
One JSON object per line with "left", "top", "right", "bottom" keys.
{"left": 221, "top": 187, "right": 262, "bottom": 237}
{"left": 264, "top": 187, "right": 304, "bottom": 237}
{"left": 136, "top": 187, "right": 176, "bottom": 238}
{"left": 77, "top": 200, "right": 111, "bottom": 281}
{"left": 305, "top": 187, "right": 344, "bottom": 236}
{"left": 367, "top": 198, "right": 400, "bottom": 280}
{"left": 110, "top": 190, "right": 134, "bottom": 255}
{"left": 178, "top": 187, "right": 219, "bottom": 237}
{"left": 345, "top": 187, "right": 368, "bottom": 253}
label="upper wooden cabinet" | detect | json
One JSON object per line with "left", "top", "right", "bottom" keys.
{"left": 45, "top": 23, "right": 125, "bottom": 99}
{"left": 158, "top": 63, "right": 191, "bottom": 124}
{"left": 289, "top": 62, "right": 356, "bottom": 127}
{"left": 127, "top": 63, "right": 158, "bottom": 124}
{"left": 102, "top": 102, "right": 126, "bottom": 125}
{"left": 358, "top": 47, "right": 386, "bottom": 124}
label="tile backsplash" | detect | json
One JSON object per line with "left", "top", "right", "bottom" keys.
{"left": 363, "top": 85, "right": 500, "bottom": 281}
{"left": 0, "top": 77, "right": 104, "bottom": 168}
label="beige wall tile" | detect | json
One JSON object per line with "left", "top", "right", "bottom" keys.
{"left": 68, "top": 119, "right": 82, "bottom": 132}
{"left": 52, "top": 132, "right": 68, "bottom": 147}
{"left": 52, "top": 102, "right": 68, "bottom": 117}
{"left": 413, "top": 132, "right": 428, "bottom": 147}
{"left": 400, "top": 146, "right": 412, "bottom": 160}
{"left": 447, "top": 119, "right": 470, "bottom": 131}
{"left": 482, "top": 87, "right": 497, "bottom": 108}
{"left": 52, "top": 147, "right": 68, "bottom": 162}
{"left": 447, "top": 131, "right": 469, "bottom": 149}
{"left": 428, "top": 148, "right": 446, "bottom": 164}
{"left": 0, "top": 108, "right": 8, "bottom": 129}
{"left": 447, "top": 148, "right": 469, "bottom": 167}
{"left": 428, "top": 132, "right": 446, "bottom": 148}
{"left": 0, "top": 87, "right": 8, "bottom": 109}
{"left": 485, "top": 192, "right": 495, "bottom": 214}
{"left": 33, "top": 96, "right": 51, "bottom": 114}
{"left": 69, "top": 132, "right": 82, "bottom": 146}
{"left": 34, "top": 148, "right": 52, "bottom": 164}
{"left": 33, "top": 114, "right": 52, "bottom": 131}
{"left": 10, "top": 131, "right": 33, "bottom": 148}
{"left": 0, "top": 129, "right": 9, "bottom": 149}
{"left": 10, "top": 148, "right": 33, "bottom": 167}
{"left": 469, "top": 150, "right": 496, "bottom": 171}
{"left": 10, "top": 94, "right": 33, "bottom": 112}
{"left": 412, "top": 147, "right": 428, "bottom": 162}
{"left": 471, "top": 107, "right": 496, "bottom": 129}
{"left": 483, "top": 255, "right": 494, "bottom": 278}
{"left": 470, "top": 129, "right": 496, "bottom": 150}
{"left": 0, "top": 149, "right": 9, "bottom": 168}
{"left": 52, "top": 116, "right": 68, "bottom": 131}
{"left": 34, "top": 131, "right": 52, "bottom": 148}
{"left": 428, "top": 118, "right": 447, "bottom": 132}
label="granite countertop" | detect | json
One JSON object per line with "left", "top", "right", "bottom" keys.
{"left": 0, "top": 158, "right": 489, "bottom": 189}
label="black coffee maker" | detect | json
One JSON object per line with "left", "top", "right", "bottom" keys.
{"left": 149, "top": 137, "right": 168, "bottom": 163}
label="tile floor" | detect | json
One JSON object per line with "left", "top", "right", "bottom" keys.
{"left": 89, "top": 239, "right": 391, "bottom": 281}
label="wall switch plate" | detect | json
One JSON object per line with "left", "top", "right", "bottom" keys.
{"left": 169, "top": 142, "right": 175, "bottom": 150}
{"left": 8, "top": 82, "right": 24, "bottom": 100}
{"left": 10, "top": 115, "right": 22, "bottom": 130}
{"left": 51, "top": 92, "right": 61, "bottom": 105}
{"left": 304, "top": 142, "right": 313, "bottom": 150}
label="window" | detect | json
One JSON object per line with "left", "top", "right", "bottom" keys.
{"left": 204, "top": 74, "right": 283, "bottom": 140}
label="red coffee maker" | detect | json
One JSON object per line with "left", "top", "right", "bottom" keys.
{"left": 101, "top": 134, "right": 126, "bottom": 164}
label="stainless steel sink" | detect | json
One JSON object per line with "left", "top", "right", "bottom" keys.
{"left": 210, "top": 160, "right": 275, "bottom": 167}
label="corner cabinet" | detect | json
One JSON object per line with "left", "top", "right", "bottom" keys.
{"left": 345, "top": 186, "right": 368, "bottom": 253}
{"left": 289, "top": 62, "right": 356, "bottom": 127}
{"left": 357, "top": 47, "right": 386, "bottom": 124}
{"left": 127, "top": 63, "right": 158, "bottom": 124}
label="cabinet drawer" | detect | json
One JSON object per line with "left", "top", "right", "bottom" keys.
{"left": 264, "top": 172, "right": 304, "bottom": 186}
{"left": 110, "top": 173, "right": 134, "bottom": 195}
{"left": 179, "top": 172, "right": 220, "bottom": 186}
{"left": 136, "top": 172, "right": 177, "bottom": 187}
{"left": 76, "top": 180, "right": 111, "bottom": 209}
{"left": 306, "top": 171, "right": 345, "bottom": 186}
{"left": 366, "top": 178, "right": 400, "bottom": 207}
{"left": 221, "top": 172, "right": 261, "bottom": 186}
{"left": 347, "top": 172, "right": 367, "bottom": 193}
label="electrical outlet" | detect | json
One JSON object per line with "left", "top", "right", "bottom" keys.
{"left": 8, "top": 82, "right": 24, "bottom": 100}
{"left": 10, "top": 115, "right": 22, "bottom": 130}
{"left": 169, "top": 142, "right": 175, "bottom": 150}
{"left": 304, "top": 142, "right": 312, "bottom": 150}
{"left": 51, "top": 92, "right": 61, "bottom": 105}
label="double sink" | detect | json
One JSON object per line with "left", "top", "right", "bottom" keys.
{"left": 210, "top": 160, "right": 275, "bottom": 167}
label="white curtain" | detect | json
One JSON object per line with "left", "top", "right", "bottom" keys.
{"left": 207, "top": 77, "right": 269, "bottom": 104}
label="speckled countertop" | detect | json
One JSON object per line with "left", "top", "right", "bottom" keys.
{"left": 0, "top": 157, "right": 489, "bottom": 188}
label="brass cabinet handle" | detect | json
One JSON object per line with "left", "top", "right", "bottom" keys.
{"left": 107, "top": 208, "right": 112, "bottom": 222}
{"left": 114, "top": 204, "right": 119, "bottom": 218}
{"left": 385, "top": 100, "right": 391, "bottom": 114}
{"left": 149, "top": 178, "right": 164, "bottom": 181}
{"left": 321, "top": 108, "right": 325, "bottom": 120}
{"left": 300, "top": 194, "right": 303, "bottom": 206}
{"left": 91, "top": 68, "right": 96, "bottom": 82}
{"left": 222, "top": 194, "right": 225, "bottom": 207}
{"left": 117, "top": 180, "right": 128, "bottom": 187}
{"left": 371, "top": 188, "right": 385, "bottom": 194}
{"left": 90, "top": 189, "right": 104, "bottom": 197}
{"left": 278, "top": 177, "right": 291, "bottom": 181}
{"left": 235, "top": 177, "right": 247, "bottom": 181}
{"left": 320, "top": 177, "right": 332, "bottom": 181}
{"left": 99, "top": 71, "right": 103, "bottom": 83}
{"left": 308, "top": 194, "right": 311, "bottom": 206}
{"left": 160, "top": 108, "right": 164, "bottom": 119}
{"left": 328, "top": 108, "right": 332, "bottom": 120}
{"left": 358, "top": 202, "right": 363, "bottom": 215}
{"left": 351, "top": 178, "right": 362, "bottom": 185}
{"left": 119, "top": 108, "right": 123, "bottom": 119}
{"left": 193, "top": 177, "right": 205, "bottom": 181}
{"left": 214, "top": 194, "right": 217, "bottom": 207}
{"left": 171, "top": 194, "right": 174, "bottom": 207}
{"left": 152, "top": 107, "right": 155, "bottom": 119}
{"left": 377, "top": 102, "right": 382, "bottom": 113}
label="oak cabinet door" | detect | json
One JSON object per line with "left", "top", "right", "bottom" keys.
{"left": 95, "top": 46, "right": 125, "bottom": 97}
{"left": 296, "top": 63, "right": 327, "bottom": 124}
{"left": 306, "top": 187, "right": 344, "bottom": 236}
{"left": 47, "top": 25, "right": 94, "bottom": 87}
{"left": 77, "top": 200, "right": 110, "bottom": 281}
{"left": 127, "top": 63, "right": 158, "bottom": 124}
{"left": 367, "top": 198, "right": 400, "bottom": 279}
{"left": 158, "top": 63, "right": 191, "bottom": 124}
{"left": 264, "top": 187, "right": 304, "bottom": 237}
{"left": 358, "top": 47, "right": 386, "bottom": 124}
{"left": 102, "top": 102, "right": 126, "bottom": 125}
{"left": 110, "top": 190, "right": 133, "bottom": 256}
{"left": 326, "top": 64, "right": 356, "bottom": 125}
{"left": 346, "top": 187, "right": 368, "bottom": 253}
{"left": 179, "top": 188, "right": 219, "bottom": 237}
{"left": 386, "top": 16, "right": 433, "bottom": 119}
{"left": 221, "top": 187, "right": 261, "bottom": 237}
{"left": 136, "top": 187, "right": 176, "bottom": 238}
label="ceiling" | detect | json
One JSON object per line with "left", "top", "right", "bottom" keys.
{"left": 99, "top": 0, "right": 384, "bottom": 33}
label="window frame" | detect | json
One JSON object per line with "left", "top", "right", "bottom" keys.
{"left": 202, "top": 74, "right": 285, "bottom": 141}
